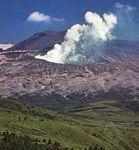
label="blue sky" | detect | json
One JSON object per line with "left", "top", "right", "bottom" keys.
{"left": 0, "top": 0, "right": 139, "bottom": 44}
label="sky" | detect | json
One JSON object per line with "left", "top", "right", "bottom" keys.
{"left": 0, "top": 0, "right": 139, "bottom": 44}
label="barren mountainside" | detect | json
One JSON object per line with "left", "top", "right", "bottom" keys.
{"left": 0, "top": 58, "right": 138, "bottom": 106}
{"left": 8, "top": 30, "right": 66, "bottom": 51}
{"left": 0, "top": 30, "right": 139, "bottom": 106}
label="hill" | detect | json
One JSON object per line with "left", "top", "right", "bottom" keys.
{"left": 8, "top": 30, "right": 66, "bottom": 52}
{"left": 0, "top": 98, "right": 139, "bottom": 149}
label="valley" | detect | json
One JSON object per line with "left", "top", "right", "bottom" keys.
{"left": 1, "top": 1, "right": 139, "bottom": 149}
{"left": 0, "top": 29, "right": 138, "bottom": 150}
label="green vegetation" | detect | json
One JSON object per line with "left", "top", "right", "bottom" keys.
{"left": 0, "top": 98, "right": 139, "bottom": 149}
{"left": 0, "top": 131, "right": 63, "bottom": 150}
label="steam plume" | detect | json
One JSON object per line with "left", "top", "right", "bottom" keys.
{"left": 36, "top": 11, "right": 117, "bottom": 64}
{"left": 114, "top": 3, "right": 139, "bottom": 41}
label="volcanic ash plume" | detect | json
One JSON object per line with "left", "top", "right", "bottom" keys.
{"left": 35, "top": 11, "right": 117, "bottom": 64}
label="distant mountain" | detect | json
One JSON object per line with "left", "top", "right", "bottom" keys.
{"left": 8, "top": 30, "right": 66, "bottom": 51}
{"left": 104, "top": 40, "right": 139, "bottom": 61}
{"left": 0, "top": 29, "right": 138, "bottom": 106}
{"left": 8, "top": 30, "right": 139, "bottom": 62}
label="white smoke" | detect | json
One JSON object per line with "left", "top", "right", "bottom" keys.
{"left": 35, "top": 11, "right": 117, "bottom": 64}
{"left": 114, "top": 3, "right": 139, "bottom": 41}
{"left": 0, "top": 44, "right": 14, "bottom": 50}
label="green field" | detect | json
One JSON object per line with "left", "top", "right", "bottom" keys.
{"left": 0, "top": 98, "right": 139, "bottom": 149}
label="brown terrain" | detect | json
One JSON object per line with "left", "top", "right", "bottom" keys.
{"left": 0, "top": 30, "right": 139, "bottom": 107}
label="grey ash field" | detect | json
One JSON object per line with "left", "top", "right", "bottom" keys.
{"left": 0, "top": 30, "right": 139, "bottom": 149}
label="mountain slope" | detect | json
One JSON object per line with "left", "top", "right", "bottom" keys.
{"left": 0, "top": 58, "right": 138, "bottom": 107}
{"left": 0, "top": 98, "right": 139, "bottom": 149}
{"left": 0, "top": 29, "right": 138, "bottom": 106}
{"left": 7, "top": 30, "right": 139, "bottom": 62}
{"left": 8, "top": 30, "right": 66, "bottom": 51}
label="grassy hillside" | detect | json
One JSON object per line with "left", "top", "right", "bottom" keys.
{"left": 0, "top": 98, "right": 139, "bottom": 149}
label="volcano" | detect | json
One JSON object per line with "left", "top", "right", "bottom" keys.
{"left": 0, "top": 30, "right": 138, "bottom": 107}
{"left": 8, "top": 30, "right": 139, "bottom": 62}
